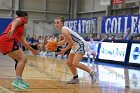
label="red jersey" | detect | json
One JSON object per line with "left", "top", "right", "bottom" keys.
{"left": 2, "top": 17, "right": 26, "bottom": 42}
{"left": 0, "top": 17, "right": 26, "bottom": 55}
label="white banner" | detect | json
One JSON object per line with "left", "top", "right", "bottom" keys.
{"left": 100, "top": 0, "right": 110, "bottom": 5}
{"left": 98, "top": 42, "right": 127, "bottom": 62}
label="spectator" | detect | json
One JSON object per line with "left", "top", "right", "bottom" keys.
{"left": 26, "top": 34, "right": 30, "bottom": 43}
{"left": 38, "top": 36, "right": 44, "bottom": 52}
{"left": 96, "top": 34, "right": 102, "bottom": 40}
{"left": 87, "top": 38, "right": 97, "bottom": 62}
{"left": 118, "top": 35, "right": 124, "bottom": 40}
{"left": 123, "top": 28, "right": 132, "bottom": 40}
{"left": 137, "top": 36, "right": 140, "bottom": 40}
{"left": 128, "top": 35, "right": 133, "bottom": 40}
{"left": 110, "top": 35, "right": 116, "bottom": 40}
{"left": 104, "top": 34, "right": 109, "bottom": 40}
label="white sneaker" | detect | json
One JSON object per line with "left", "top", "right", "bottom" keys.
{"left": 67, "top": 78, "right": 79, "bottom": 84}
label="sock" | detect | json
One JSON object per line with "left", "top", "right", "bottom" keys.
{"left": 73, "top": 75, "right": 78, "bottom": 79}
{"left": 15, "top": 76, "right": 22, "bottom": 81}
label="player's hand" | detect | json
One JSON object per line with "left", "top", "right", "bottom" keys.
{"left": 32, "top": 50, "right": 40, "bottom": 55}
{"left": 99, "top": 38, "right": 105, "bottom": 44}
{"left": 7, "top": 30, "right": 14, "bottom": 37}
{"left": 58, "top": 49, "right": 66, "bottom": 55}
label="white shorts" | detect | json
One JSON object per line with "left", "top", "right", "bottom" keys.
{"left": 70, "top": 43, "right": 88, "bottom": 55}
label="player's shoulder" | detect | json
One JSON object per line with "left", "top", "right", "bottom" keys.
{"left": 62, "top": 26, "right": 68, "bottom": 30}
{"left": 62, "top": 26, "right": 70, "bottom": 32}
{"left": 16, "top": 17, "right": 26, "bottom": 24}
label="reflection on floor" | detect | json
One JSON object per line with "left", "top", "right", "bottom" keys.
{"left": 0, "top": 54, "right": 140, "bottom": 93}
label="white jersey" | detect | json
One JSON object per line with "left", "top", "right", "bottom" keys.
{"left": 88, "top": 41, "right": 96, "bottom": 51}
{"left": 62, "top": 26, "right": 88, "bottom": 54}
{"left": 62, "top": 26, "right": 87, "bottom": 45}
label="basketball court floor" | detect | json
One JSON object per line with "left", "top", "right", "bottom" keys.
{"left": 0, "top": 53, "right": 140, "bottom": 93}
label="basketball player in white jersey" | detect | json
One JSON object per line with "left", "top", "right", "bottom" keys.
{"left": 54, "top": 17, "right": 96, "bottom": 84}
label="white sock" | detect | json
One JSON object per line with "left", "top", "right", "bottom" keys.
{"left": 15, "top": 76, "right": 22, "bottom": 81}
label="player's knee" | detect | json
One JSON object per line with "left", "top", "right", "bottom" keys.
{"left": 91, "top": 52, "right": 96, "bottom": 56}
{"left": 72, "top": 62, "right": 78, "bottom": 67}
{"left": 66, "top": 60, "right": 73, "bottom": 66}
{"left": 18, "top": 56, "right": 27, "bottom": 63}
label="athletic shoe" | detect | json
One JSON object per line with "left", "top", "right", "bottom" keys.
{"left": 20, "top": 80, "right": 29, "bottom": 87}
{"left": 12, "top": 80, "right": 28, "bottom": 89}
{"left": 90, "top": 71, "right": 96, "bottom": 84}
{"left": 67, "top": 78, "right": 79, "bottom": 84}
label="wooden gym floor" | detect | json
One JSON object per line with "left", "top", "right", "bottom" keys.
{"left": 0, "top": 53, "right": 140, "bottom": 93}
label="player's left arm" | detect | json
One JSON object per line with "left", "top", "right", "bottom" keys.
{"left": 20, "top": 36, "right": 39, "bottom": 55}
{"left": 95, "top": 38, "right": 105, "bottom": 44}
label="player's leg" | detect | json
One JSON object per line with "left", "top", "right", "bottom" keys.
{"left": 90, "top": 51, "right": 96, "bottom": 62}
{"left": 66, "top": 53, "right": 79, "bottom": 84}
{"left": 7, "top": 48, "right": 29, "bottom": 89}
{"left": 73, "top": 53, "right": 91, "bottom": 72}
{"left": 72, "top": 53, "right": 96, "bottom": 84}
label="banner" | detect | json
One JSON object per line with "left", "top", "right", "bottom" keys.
{"left": 113, "top": 0, "right": 123, "bottom": 4}
{"left": 100, "top": 0, "right": 110, "bottom": 5}
{"left": 98, "top": 42, "right": 127, "bottom": 61}
{"left": 102, "top": 15, "right": 140, "bottom": 33}
{"left": 64, "top": 18, "right": 97, "bottom": 34}
{"left": 0, "top": 18, "right": 12, "bottom": 34}
{"left": 129, "top": 44, "right": 140, "bottom": 64}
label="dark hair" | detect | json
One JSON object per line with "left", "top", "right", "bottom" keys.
{"left": 16, "top": 10, "right": 28, "bottom": 17}
{"left": 58, "top": 16, "right": 65, "bottom": 23}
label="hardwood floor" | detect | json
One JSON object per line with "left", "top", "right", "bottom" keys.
{"left": 0, "top": 54, "right": 140, "bottom": 93}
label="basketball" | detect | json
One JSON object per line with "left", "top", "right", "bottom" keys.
{"left": 45, "top": 40, "right": 58, "bottom": 51}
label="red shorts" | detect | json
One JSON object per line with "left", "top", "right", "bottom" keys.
{"left": 0, "top": 34, "right": 19, "bottom": 55}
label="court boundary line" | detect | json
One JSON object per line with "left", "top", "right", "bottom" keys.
{"left": 0, "top": 85, "right": 14, "bottom": 93}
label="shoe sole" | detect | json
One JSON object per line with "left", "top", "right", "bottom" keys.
{"left": 67, "top": 82, "right": 79, "bottom": 84}
{"left": 12, "top": 83, "right": 28, "bottom": 90}
{"left": 66, "top": 81, "right": 79, "bottom": 84}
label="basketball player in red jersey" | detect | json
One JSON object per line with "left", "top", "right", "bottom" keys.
{"left": 0, "top": 10, "right": 39, "bottom": 89}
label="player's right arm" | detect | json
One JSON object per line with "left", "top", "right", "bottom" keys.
{"left": 57, "top": 38, "right": 67, "bottom": 46}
